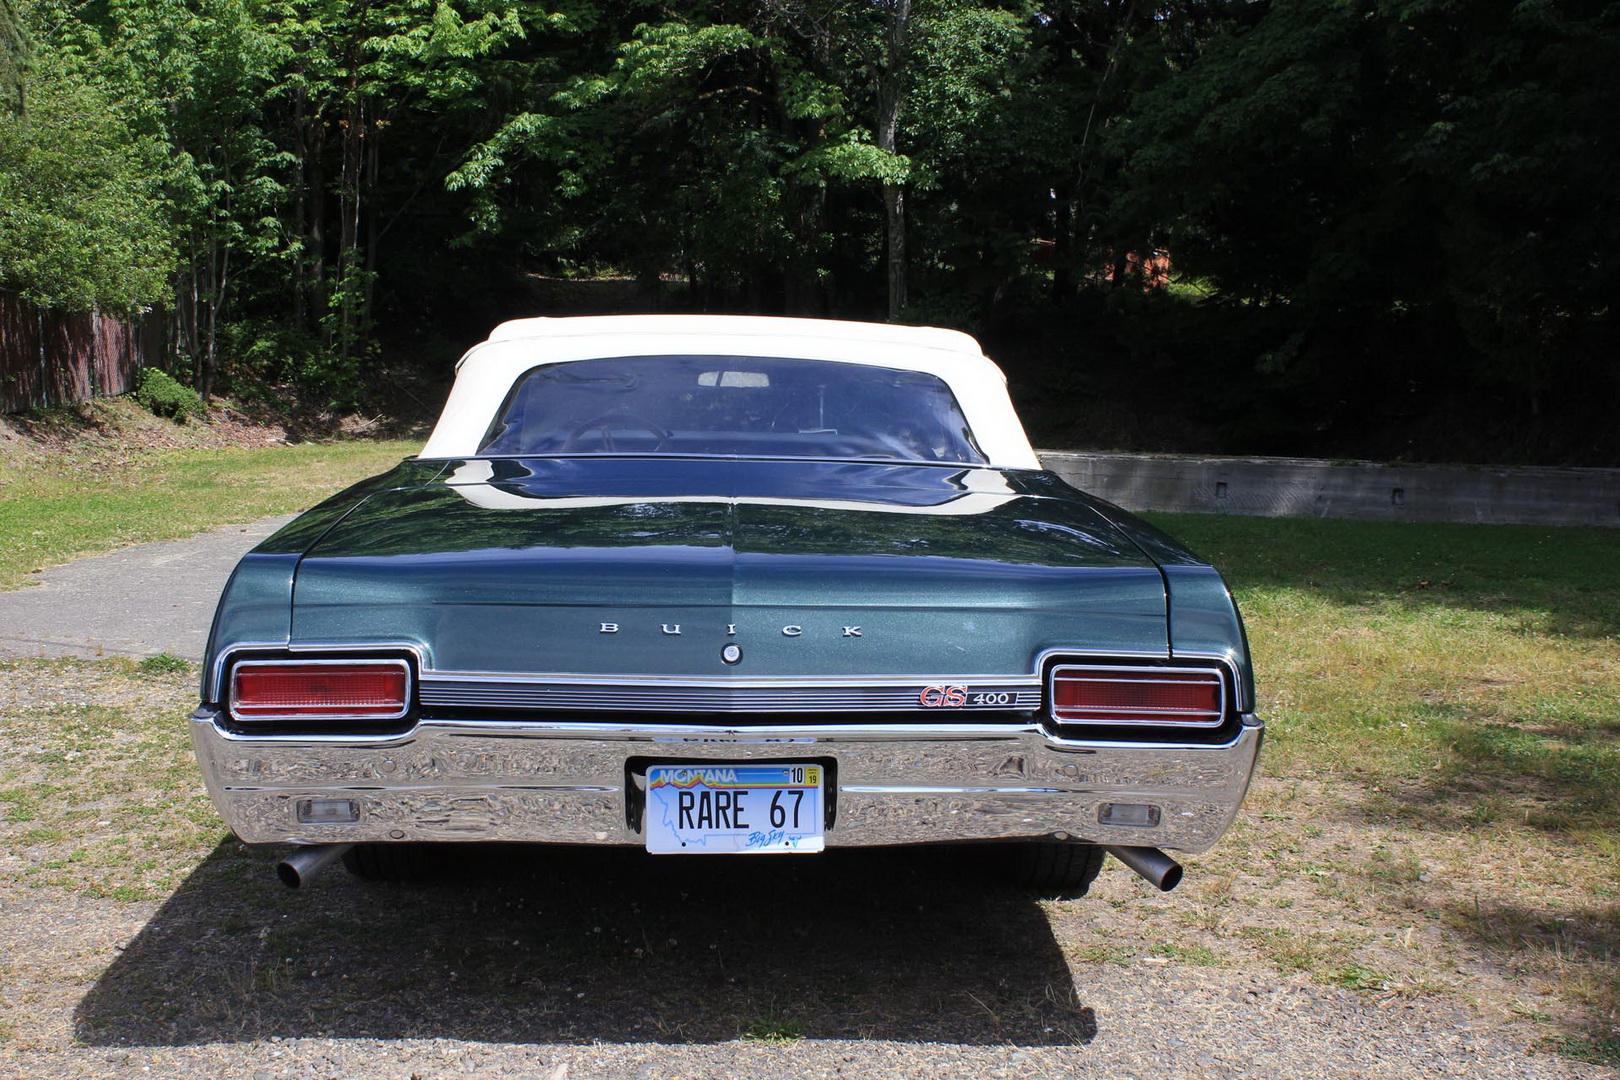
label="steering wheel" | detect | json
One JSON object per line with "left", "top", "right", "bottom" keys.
{"left": 565, "top": 412, "right": 674, "bottom": 453}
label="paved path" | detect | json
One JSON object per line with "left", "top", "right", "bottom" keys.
{"left": 0, "top": 516, "right": 290, "bottom": 661}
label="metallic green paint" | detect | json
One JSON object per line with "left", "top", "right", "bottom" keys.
{"left": 1056, "top": 486, "right": 1258, "bottom": 707}
{"left": 202, "top": 456, "right": 1253, "bottom": 697}
{"left": 200, "top": 459, "right": 447, "bottom": 694}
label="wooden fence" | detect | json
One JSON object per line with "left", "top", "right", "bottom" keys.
{"left": 0, "top": 291, "right": 166, "bottom": 413}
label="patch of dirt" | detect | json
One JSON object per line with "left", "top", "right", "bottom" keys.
{"left": 0, "top": 398, "right": 287, "bottom": 459}
{"left": 0, "top": 394, "right": 428, "bottom": 464}
{"left": 217, "top": 363, "right": 443, "bottom": 444}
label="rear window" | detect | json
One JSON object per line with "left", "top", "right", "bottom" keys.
{"left": 478, "top": 355, "right": 986, "bottom": 464}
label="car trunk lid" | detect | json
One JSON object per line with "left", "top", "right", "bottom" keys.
{"left": 289, "top": 457, "right": 1168, "bottom": 677}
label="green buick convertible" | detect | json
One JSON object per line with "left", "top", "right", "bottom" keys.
{"left": 192, "top": 315, "right": 1262, "bottom": 896}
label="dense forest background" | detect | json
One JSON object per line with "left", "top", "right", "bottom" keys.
{"left": 0, "top": 0, "right": 1616, "bottom": 463}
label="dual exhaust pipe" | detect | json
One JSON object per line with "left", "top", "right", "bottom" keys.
{"left": 276, "top": 843, "right": 351, "bottom": 889}
{"left": 1105, "top": 845, "right": 1184, "bottom": 891}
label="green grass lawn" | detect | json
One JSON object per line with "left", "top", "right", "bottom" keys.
{"left": 1154, "top": 513, "right": 1620, "bottom": 842}
{"left": 0, "top": 438, "right": 417, "bottom": 589}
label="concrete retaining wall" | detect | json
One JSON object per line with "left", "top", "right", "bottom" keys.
{"left": 1038, "top": 451, "right": 1620, "bottom": 528}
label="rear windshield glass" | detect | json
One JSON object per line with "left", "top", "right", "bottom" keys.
{"left": 478, "top": 355, "right": 986, "bottom": 464}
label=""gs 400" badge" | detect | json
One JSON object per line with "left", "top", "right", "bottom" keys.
{"left": 919, "top": 685, "right": 967, "bottom": 707}
{"left": 919, "top": 685, "right": 1020, "bottom": 708}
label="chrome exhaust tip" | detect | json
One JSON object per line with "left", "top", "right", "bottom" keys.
{"left": 276, "top": 844, "right": 352, "bottom": 889}
{"left": 1104, "top": 845, "right": 1184, "bottom": 891}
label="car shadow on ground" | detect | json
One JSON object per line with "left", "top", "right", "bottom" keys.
{"left": 75, "top": 841, "right": 1095, "bottom": 1048}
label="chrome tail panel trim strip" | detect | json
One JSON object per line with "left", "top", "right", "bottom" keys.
{"left": 417, "top": 676, "right": 1040, "bottom": 714}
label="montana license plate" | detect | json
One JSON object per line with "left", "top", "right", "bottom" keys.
{"left": 644, "top": 763, "right": 825, "bottom": 854}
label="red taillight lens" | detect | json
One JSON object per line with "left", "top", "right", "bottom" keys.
{"left": 231, "top": 662, "right": 409, "bottom": 720}
{"left": 1050, "top": 666, "right": 1224, "bottom": 726}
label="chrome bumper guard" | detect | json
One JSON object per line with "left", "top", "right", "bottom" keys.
{"left": 190, "top": 709, "right": 1263, "bottom": 854}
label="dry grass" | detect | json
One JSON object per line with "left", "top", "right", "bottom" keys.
{"left": 1147, "top": 513, "right": 1620, "bottom": 1061}
{"left": 0, "top": 399, "right": 417, "bottom": 589}
{"left": 0, "top": 658, "right": 216, "bottom": 901}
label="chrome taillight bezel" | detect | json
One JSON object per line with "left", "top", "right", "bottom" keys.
{"left": 1046, "top": 663, "right": 1228, "bottom": 729}
{"left": 228, "top": 657, "right": 413, "bottom": 724}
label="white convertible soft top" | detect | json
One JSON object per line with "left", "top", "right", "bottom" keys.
{"left": 419, "top": 315, "right": 1041, "bottom": 469}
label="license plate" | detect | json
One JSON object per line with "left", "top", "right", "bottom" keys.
{"left": 644, "top": 763, "right": 825, "bottom": 854}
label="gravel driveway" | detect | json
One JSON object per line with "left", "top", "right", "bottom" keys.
{"left": 0, "top": 843, "right": 1600, "bottom": 1079}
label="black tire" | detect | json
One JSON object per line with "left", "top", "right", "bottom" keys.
{"left": 1007, "top": 842, "right": 1105, "bottom": 898}
{"left": 341, "top": 843, "right": 438, "bottom": 882}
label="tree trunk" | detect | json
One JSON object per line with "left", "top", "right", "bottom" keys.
{"left": 187, "top": 257, "right": 200, "bottom": 375}
{"left": 338, "top": 81, "right": 363, "bottom": 360}
{"left": 362, "top": 118, "right": 379, "bottom": 352}
{"left": 1051, "top": 183, "right": 1076, "bottom": 304}
{"left": 881, "top": 185, "right": 906, "bottom": 319}
{"left": 784, "top": 178, "right": 826, "bottom": 315}
{"left": 875, "top": 0, "right": 912, "bottom": 321}
{"left": 309, "top": 118, "right": 327, "bottom": 323}
{"left": 197, "top": 149, "right": 234, "bottom": 400}
{"left": 291, "top": 76, "right": 308, "bottom": 330}
{"left": 1073, "top": 0, "right": 1142, "bottom": 280}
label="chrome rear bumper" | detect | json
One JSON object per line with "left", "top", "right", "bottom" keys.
{"left": 190, "top": 709, "right": 1263, "bottom": 854}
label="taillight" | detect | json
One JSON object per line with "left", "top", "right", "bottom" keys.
{"left": 230, "top": 660, "right": 410, "bottom": 722}
{"left": 1048, "top": 665, "right": 1225, "bottom": 728}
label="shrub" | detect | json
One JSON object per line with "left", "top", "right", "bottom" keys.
{"left": 134, "top": 367, "right": 204, "bottom": 422}
{"left": 136, "top": 652, "right": 189, "bottom": 675}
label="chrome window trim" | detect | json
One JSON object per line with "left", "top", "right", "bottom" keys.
{"left": 228, "top": 657, "right": 413, "bottom": 724}
{"left": 1045, "top": 662, "right": 1230, "bottom": 730}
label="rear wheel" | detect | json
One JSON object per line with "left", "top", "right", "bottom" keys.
{"left": 342, "top": 843, "right": 437, "bottom": 882}
{"left": 1007, "top": 842, "right": 1105, "bottom": 898}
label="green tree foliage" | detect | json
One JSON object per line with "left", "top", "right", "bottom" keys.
{"left": 1105, "top": 0, "right": 1620, "bottom": 456}
{"left": 447, "top": 11, "right": 900, "bottom": 308}
{"left": 0, "top": 0, "right": 28, "bottom": 113}
{"left": 93, "top": 0, "right": 289, "bottom": 392}
{"left": 0, "top": 38, "right": 173, "bottom": 311}
{"left": 0, "top": 0, "right": 1613, "bottom": 461}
